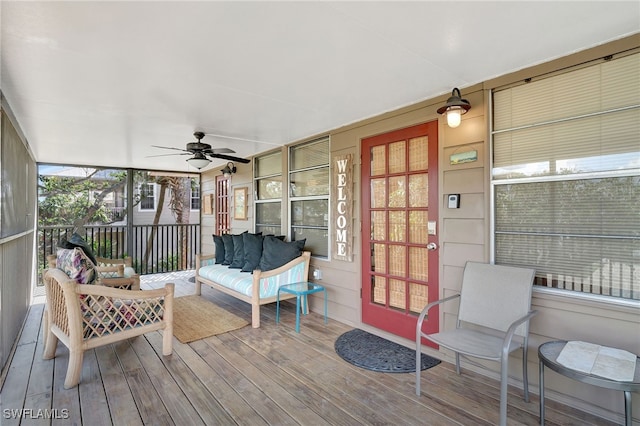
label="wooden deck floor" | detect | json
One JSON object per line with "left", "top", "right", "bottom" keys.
{"left": 1, "top": 275, "right": 614, "bottom": 426}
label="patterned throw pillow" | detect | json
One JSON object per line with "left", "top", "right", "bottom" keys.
{"left": 56, "top": 247, "right": 98, "bottom": 284}
{"left": 58, "top": 233, "right": 98, "bottom": 266}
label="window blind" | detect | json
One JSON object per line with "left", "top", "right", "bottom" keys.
{"left": 492, "top": 52, "right": 640, "bottom": 300}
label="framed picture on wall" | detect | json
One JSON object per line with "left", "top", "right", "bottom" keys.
{"left": 202, "top": 194, "right": 213, "bottom": 215}
{"left": 233, "top": 187, "right": 248, "bottom": 220}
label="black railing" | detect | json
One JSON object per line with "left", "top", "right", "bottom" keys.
{"left": 39, "top": 224, "right": 200, "bottom": 276}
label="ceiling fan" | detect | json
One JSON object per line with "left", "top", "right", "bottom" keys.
{"left": 150, "top": 131, "right": 251, "bottom": 169}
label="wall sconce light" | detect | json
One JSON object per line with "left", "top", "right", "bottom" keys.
{"left": 220, "top": 162, "right": 236, "bottom": 178}
{"left": 437, "top": 87, "right": 471, "bottom": 128}
{"left": 186, "top": 152, "right": 211, "bottom": 169}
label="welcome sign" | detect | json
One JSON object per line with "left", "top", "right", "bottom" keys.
{"left": 333, "top": 153, "right": 353, "bottom": 261}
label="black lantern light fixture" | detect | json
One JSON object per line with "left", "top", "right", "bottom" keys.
{"left": 186, "top": 152, "right": 211, "bottom": 169}
{"left": 220, "top": 162, "right": 236, "bottom": 178}
{"left": 437, "top": 87, "right": 471, "bottom": 128}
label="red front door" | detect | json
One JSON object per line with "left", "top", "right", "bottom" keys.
{"left": 361, "top": 122, "right": 439, "bottom": 342}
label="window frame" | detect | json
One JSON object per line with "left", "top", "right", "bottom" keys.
{"left": 489, "top": 52, "right": 640, "bottom": 303}
{"left": 288, "top": 136, "right": 331, "bottom": 259}
{"left": 190, "top": 179, "right": 201, "bottom": 211}
{"left": 138, "top": 182, "right": 157, "bottom": 212}
{"left": 254, "top": 150, "right": 283, "bottom": 236}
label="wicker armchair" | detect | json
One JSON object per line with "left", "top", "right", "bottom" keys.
{"left": 94, "top": 256, "right": 140, "bottom": 290}
{"left": 47, "top": 254, "right": 140, "bottom": 290}
{"left": 42, "top": 268, "right": 174, "bottom": 389}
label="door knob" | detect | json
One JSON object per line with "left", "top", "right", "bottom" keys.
{"left": 426, "top": 242, "right": 438, "bottom": 251}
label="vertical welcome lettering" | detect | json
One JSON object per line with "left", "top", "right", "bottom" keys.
{"left": 333, "top": 154, "right": 353, "bottom": 261}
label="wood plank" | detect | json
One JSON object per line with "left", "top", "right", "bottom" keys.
{"left": 114, "top": 340, "right": 173, "bottom": 425}
{"left": 78, "top": 349, "right": 112, "bottom": 426}
{"left": 169, "top": 336, "right": 268, "bottom": 426}
{"left": 217, "top": 330, "right": 361, "bottom": 426}
{"left": 21, "top": 317, "right": 55, "bottom": 426}
{"left": 144, "top": 332, "right": 237, "bottom": 425}
{"left": 229, "top": 322, "right": 401, "bottom": 425}
{"left": 0, "top": 304, "right": 46, "bottom": 426}
{"left": 51, "top": 351, "right": 82, "bottom": 426}
{"left": 209, "top": 331, "right": 329, "bottom": 425}
{"left": 193, "top": 337, "right": 298, "bottom": 425}
{"left": 234, "top": 320, "right": 463, "bottom": 426}
{"left": 95, "top": 345, "right": 143, "bottom": 426}
{"left": 128, "top": 335, "right": 205, "bottom": 426}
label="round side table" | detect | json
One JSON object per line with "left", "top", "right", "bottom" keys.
{"left": 538, "top": 340, "right": 640, "bottom": 426}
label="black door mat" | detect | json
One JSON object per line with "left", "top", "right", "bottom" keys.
{"left": 335, "top": 328, "right": 440, "bottom": 373}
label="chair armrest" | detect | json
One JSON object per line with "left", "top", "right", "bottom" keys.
{"left": 251, "top": 252, "right": 311, "bottom": 300}
{"left": 417, "top": 294, "right": 460, "bottom": 337}
{"left": 196, "top": 254, "right": 216, "bottom": 269}
{"left": 98, "top": 276, "right": 140, "bottom": 291}
{"left": 255, "top": 251, "right": 311, "bottom": 279}
{"left": 501, "top": 310, "right": 538, "bottom": 357}
{"left": 96, "top": 264, "right": 126, "bottom": 276}
{"left": 74, "top": 282, "right": 172, "bottom": 300}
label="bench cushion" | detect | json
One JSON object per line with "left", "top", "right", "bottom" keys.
{"left": 199, "top": 265, "right": 254, "bottom": 296}
{"left": 199, "top": 260, "right": 308, "bottom": 299}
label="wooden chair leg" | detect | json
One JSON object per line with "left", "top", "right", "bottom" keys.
{"left": 42, "top": 332, "right": 58, "bottom": 360}
{"left": 162, "top": 329, "right": 173, "bottom": 356}
{"left": 42, "top": 310, "right": 50, "bottom": 348}
{"left": 64, "top": 350, "right": 84, "bottom": 389}
{"left": 251, "top": 303, "right": 260, "bottom": 328}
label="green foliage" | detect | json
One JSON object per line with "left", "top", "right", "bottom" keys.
{"left": 38, "top": 168, "right": 126, "bottom": 227}
{"left": 158, "top": 255, "right": 179, "bottom": 272}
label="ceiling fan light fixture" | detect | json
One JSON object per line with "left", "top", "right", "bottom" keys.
{"left": 186, "top": 152, "right": 211, "bottom": 169}
{"left": 221, "top": 162, "right": 237, "bottom": 178}
{"left": 437, "top": 87, "right": 471, "bottom": 128}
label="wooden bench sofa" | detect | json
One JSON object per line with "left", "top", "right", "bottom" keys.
{"left": 195, "top": 251, "right": 311, "bottom": 328}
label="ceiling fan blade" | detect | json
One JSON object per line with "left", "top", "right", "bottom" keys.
{"left": 208, "top": 153, "right": 251, "bottom": 164}
{"left": 151, "top": 145, "right": 189, "bottom": 153}
{"left": 206, "top": 148, "right": 235, "bottom": 154}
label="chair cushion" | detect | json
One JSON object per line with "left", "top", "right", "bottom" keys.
{"left": 424, "top": 328, "right": 522, "bottom": 360}
{"left": 258, "top": 236, "right": 306, "bottom": 271}
{"left": 213, "top": 235, "right": 226, "bottom": 264}
{"left": 56, "top": 247, "right": 97, "bottom": 284}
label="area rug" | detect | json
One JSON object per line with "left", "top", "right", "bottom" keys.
{"left": 335, "top": 329, "right": 440, "bottom": 373}
{"left": 172, "top": 295, "right": 249, "bottom": 343}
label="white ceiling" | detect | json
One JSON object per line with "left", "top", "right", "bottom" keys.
{"left": 2, "top": 1, "right": 639, "bottom": 173}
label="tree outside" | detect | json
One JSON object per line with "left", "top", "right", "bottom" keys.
{"left": 38, "top": 165, "right": 200, "bottom": 274}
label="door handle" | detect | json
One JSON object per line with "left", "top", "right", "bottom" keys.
{"left": 426, "top": 242, "right": 438, "bottom": 251}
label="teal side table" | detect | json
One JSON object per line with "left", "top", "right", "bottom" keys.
{"left": 276, "top": 282, "right": 327, "bottom": 333}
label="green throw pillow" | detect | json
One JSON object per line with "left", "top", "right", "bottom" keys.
{"left": 258, "top": 236, "right": 306, "bottom": 271}
{"left": 241, "top": 233, "right": 264, "bottom": 273}
{"left": 213, "top": 235, "right": 225, "bottom": 264}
